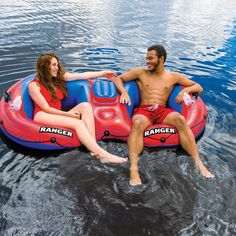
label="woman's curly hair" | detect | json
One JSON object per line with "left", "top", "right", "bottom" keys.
{"left": 36, "top": 52, "right": 67, "bottom": 101}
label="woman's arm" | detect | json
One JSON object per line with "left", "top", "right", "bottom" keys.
{"left": 64, "top": 71, "right": 116, "bottom": 81}
{"left": 28, "top": 82, "right": 80, "bottom": 118}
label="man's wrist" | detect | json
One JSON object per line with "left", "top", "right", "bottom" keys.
{"left": 121, "top": 88, "right": 127, "bottom": 94}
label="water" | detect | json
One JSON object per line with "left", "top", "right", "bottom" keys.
{"left": 0, "top": 0, "right": 236, "bottom": 235}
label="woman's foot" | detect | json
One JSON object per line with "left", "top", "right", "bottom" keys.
{"left": 90, "top": 152, "right": 99, "bottom": 158}
{"left": 98, "top": 153, "right": 127, "bottom": 164}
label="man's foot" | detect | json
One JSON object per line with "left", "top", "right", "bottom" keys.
{"left": 198, "top": 164, "right": 215, "bottom": 178}
{"left": 99, "top": 154, "right": 127, "bottom": 164}
{"left": 129, "top": 169, "right": 142, "bottom": 186}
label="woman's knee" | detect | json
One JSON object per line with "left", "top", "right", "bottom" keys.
{"left": 80, "top": 102, "right": 91, "bottom": 107}
{"left": 78, "top": 102, "right": 93, "bottom": 111}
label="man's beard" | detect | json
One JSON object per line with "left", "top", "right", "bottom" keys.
{"left": 149, "top": 58, "right": 160, "bottom": 72}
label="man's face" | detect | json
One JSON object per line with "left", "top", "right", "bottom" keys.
{"left": 146, "top": 50, "right": 160, "bottom": 71}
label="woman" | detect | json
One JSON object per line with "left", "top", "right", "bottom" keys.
{"left": 28, "top": 53, "right": 127, "bottom": 163}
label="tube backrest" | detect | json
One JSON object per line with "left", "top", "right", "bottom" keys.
{"left": 62, "top": 80, "right": 90, "bottom": 111}
{"left": 22, "top": 74, "right": 36, "bottom": 119}
{"left": 167, "top": 85, "right": 183, "bottom": 113}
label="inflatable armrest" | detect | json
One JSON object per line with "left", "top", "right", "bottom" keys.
{"left": 167, "top": 85, "right": 183, "bottom": 113}
{"left": 124, "top": 81, "right": 140, "bottom": 117}
{"left": 92, "top": 79, "right": 118, "bottom": 103}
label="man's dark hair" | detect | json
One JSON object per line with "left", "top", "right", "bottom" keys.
{"left": 147, "top": 44, "right": 167, "bottom": 62}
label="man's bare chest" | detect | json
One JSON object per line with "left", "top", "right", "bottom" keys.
{"left": 138, "top": 79, "right": 173, "bottom": 94}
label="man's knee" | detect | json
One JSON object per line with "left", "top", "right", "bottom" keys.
{"left": 164, "top": 112, "right": 186, "bottom": 125}
{"left": 132, "top": 118, "right": 149, "bottom": 131}
{"left": 174, "top": 114, "right": 187, "bottom": 128}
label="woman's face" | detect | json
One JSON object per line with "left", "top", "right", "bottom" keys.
{"left": 49, "top": 57, "right": 59, "bottom": 77}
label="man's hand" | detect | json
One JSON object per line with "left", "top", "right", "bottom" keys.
{"left": 176, "top": 88, "right": 191, "bottom": 104}
{"left": 120, "top": 90, "right": 131, "bottom": 106}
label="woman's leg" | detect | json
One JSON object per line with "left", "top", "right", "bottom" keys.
{"left": 34, "top": 112, "right": 127, "bottom": 163}
{"left": 70, "top": 102, "right": 99, "bottom": 157}
{"left": 70, "top": 102, "right": 96, "bottom": 140}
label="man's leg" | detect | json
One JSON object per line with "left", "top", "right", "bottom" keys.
{"left": 163, "top": 112, "right": 215, "bottom": 178}
{"left": 128, "top": 115, "right": 151, "bottom": 186}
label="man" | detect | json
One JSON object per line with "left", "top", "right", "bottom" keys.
{"left": 112, "top": 44, "right": 215, "bottom": 186}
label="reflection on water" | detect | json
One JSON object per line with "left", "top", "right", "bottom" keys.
{"left": 0, "top": 0, "right": 236, "bottom": 235}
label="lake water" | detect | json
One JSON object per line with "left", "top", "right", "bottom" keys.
{"left": 0, "top": 0, "right": 236, "bottom": 235}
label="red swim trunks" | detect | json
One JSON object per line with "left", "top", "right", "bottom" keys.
{"left": 133, "top": 104, "right": 174, "bottom": 124}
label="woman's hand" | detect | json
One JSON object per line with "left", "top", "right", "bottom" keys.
{"left": 67, "top": 110, "right": 81, "bottom": 119}
{"left": 102, "top": 71, "right": 117, "bottom": 79}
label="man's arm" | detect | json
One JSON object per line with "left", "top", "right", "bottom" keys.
{"left": 174, "top": 72, "right": 203, "bottom": 103}
{"left": 112, "top": 68, "right": 142, "bottom": 105}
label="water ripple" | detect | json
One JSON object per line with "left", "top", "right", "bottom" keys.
{"left": 0, "top": 0, "right": 236, "bottom": 235}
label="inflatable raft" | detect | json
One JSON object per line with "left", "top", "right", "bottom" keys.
{"left": 0, "top": 74, "right": 207, "bottom": 152}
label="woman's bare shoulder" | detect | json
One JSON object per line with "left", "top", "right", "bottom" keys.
{"left": 28, "top": 80, "right": 40, "bottom": 90}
